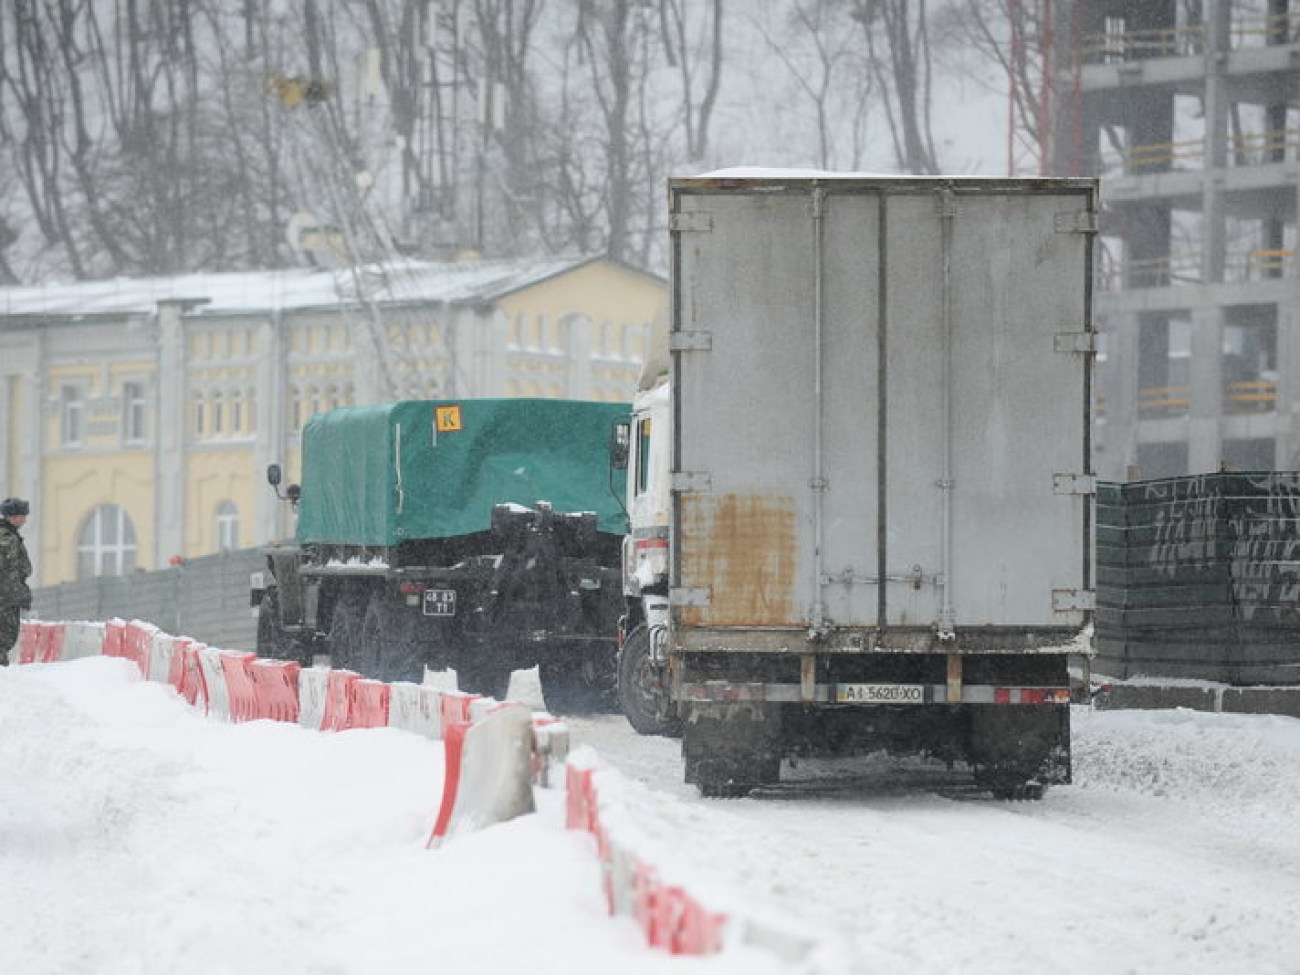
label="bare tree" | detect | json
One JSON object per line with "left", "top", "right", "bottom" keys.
{"left": 751, "top": 0, "right": 874, "bottom": 170}
{"left": 657, "top": 0, "right": 725, "bottom": 165}
{"left": 848, "top": 0, "right": 941, "bottom": 174}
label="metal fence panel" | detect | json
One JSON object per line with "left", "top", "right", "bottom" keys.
{"left": 31, "top": 549, "right": 261, "bottom": 653}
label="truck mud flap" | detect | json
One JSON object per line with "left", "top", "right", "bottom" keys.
{"left": 682, "top": 702, "right": 782, "bottom": 798}
{"left": 965, "top": 704, "right": 1071, "bottom": 799}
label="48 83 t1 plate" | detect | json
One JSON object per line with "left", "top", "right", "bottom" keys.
{"left": 422, "top": 588, "right": 457, "bottom": 617}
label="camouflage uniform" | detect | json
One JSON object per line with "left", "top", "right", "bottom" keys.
{"left": 0, "top": 518, "right": 31, "bottom": 664}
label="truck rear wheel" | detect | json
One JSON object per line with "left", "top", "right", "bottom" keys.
{"left": 455, "top": 657, "right": 513, "bottom": 700}
{"left": 617, "top": 625, "right": 682, "bottom": 736}
{"left": 359, "top": 597, "right": 424, "bottom": 684}
{"left": 539, "top": 651, "right": 617, "bottom": 716}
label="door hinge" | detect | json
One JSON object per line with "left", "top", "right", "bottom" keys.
{"left": 1053, "top": 473, "right": 1097, "bottom": 496}
{"left": 672, "top": 471, "right": 712, "bottom": 493}
{"left": 670, "top": 331, "right": 713, "bottom": 352}
{"left": 671, "top": 587, "right": 711, "bottom": 608}
{"left": 1052, "top": 588, "right": 1096, "bottom": 612}
{"left": 670, "top": 211, "right": 713, "bottom": 233}
{"left": 1055, "top": 209, "right": 1099, "bottom": 234}
{"left": 1054, "top": 331, "right": 1097, "bottom": 354}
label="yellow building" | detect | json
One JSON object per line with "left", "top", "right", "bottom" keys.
{"left": 0, "top": 256, "right": 666, "bottom": 586}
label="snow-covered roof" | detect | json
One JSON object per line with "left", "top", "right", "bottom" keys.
{"left": 0, "top": 255, "right": 606, "bottom": 321}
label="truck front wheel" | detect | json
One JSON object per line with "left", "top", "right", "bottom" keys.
{"left": 257, "top": 587, "right": 286, "bottom": 658}
{"left": 257, "top": 588, "right": 310, "bottom": 665}
{"left": 617, "top": 625, "right": 682, "bottom": 736}
{"left": 359, "top": 597, "right": 425, "bottom": 684}
{"left": 325, "top": 592, "right": 365, "bottom": 672}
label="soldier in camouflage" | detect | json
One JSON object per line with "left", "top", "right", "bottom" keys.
{"left": 0, "top": 497, "right": 32, "bottom": 664}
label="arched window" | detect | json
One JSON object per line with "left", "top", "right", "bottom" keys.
{"left": 193, "top": 393, "right": 208, "bottom": 438}
{"left": 77, "top": 505, "right": 138, "bottom": 578}
{"left": 216, "top": 501, "right": 239, "bottom": 552}
{"left": 288, "top": 386, "right": 303, "bottom": 433}
{"left": 230, "top": 389, "right": 244, "bottom": 435}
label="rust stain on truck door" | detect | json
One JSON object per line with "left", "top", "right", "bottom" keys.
{"left": 678, "top": 492, "right": 798, "bottom": 626}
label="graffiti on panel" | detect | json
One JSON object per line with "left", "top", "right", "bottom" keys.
{"left": 1142, "top": 474, "right": 1220, "bottom": 578}
{"left": 1134, "top": 472, "right": 1300, "bottom": 623}
{"left": 1229, "top": 473, "right": 1300, "bottom": 624}
{"left": 1232, "top": 475, "right": 1300, "bottom": 621}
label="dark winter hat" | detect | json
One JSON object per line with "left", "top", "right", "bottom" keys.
{"left": 1, "top": 498, "right": 29, "bottom": 517}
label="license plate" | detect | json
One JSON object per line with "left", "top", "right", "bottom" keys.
{"left": 836, "top": 683, "right": 925, "bottom": 704}
{"left": 422, "top": 589, "right": 457, "bottom": 617}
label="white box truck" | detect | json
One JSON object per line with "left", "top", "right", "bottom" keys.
{"left": 615, "top": 173, "right": 1097, "bottom": 798}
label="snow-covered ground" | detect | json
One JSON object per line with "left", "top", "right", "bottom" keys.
{"left": 3, "top": 656, "right": 1299, "bottom": 974}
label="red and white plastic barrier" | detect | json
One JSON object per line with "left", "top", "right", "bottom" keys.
{"left": 388, "top": 681, "right": 445, "bottom": 739}
{"left": 428, "top": 702, "right": 536, "bottom": 848}
{"left": 252, "top": 660, "right": 301, "bottom": 723}
{"left": 563, "top": 748, "right": 844, "bottom": 965}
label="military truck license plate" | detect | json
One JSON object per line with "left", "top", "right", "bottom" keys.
{"left": 836, "top": 683, "right": 924, "bottom": 704}
{"left": 422, "top": 589, "right": 457, "bottom": 617}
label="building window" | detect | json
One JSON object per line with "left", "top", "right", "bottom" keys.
{"left": 122, "top": 381, "right": 147, "bottom": 444}
{"left": 216, "top": 501, "right": 239, "bottom": 552}
{"left": 61, "top": 384, "right": 85, "bottom": 445}
{"left": 77, "top": 504, "right": 138, "bottom": 578}
{"left": 211, "top": 391, "right": 225, "bottom": 436}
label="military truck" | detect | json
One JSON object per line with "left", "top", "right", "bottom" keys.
{"left": 615, "top": 173, "right": 1097, "bottom": 797}
{"left": 253, "top": 398, "right": 628, "bottom": 713}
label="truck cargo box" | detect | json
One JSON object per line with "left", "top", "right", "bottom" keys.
{"left": 296, "top": 398, "right": 628, "bottom": 546}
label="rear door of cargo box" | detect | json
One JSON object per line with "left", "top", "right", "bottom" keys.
{"left": 669, "top": 176, "right": 1095, "bottom": 635}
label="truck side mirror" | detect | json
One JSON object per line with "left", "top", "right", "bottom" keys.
{"left": 610, "top": 421, "right": 631, "bottom": 470}
{"left": 267, "top": 464, "right": 282, "bottom": 487}
{"left": 286, "top": 484, "right": 301, "bottom": 505}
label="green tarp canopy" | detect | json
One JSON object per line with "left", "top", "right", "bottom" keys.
{"left": 296, "top": 398, "right": 629, "bottom": 546}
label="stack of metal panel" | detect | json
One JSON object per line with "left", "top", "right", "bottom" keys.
{"left": 1095, "top": 472, "right": 1300, "bottom": 685}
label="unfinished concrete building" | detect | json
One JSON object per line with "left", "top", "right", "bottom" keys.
{"left": 1042, "top": 1, "right": 1299, "bottom": 479}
